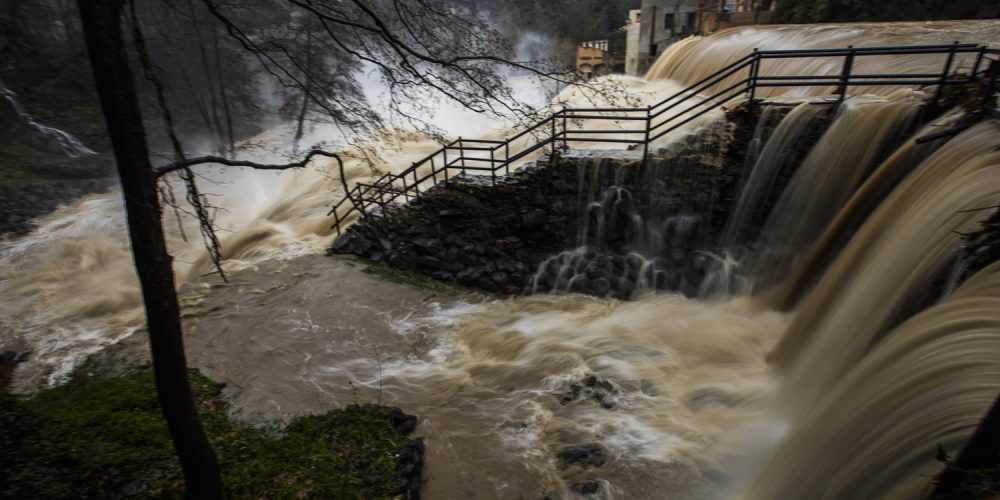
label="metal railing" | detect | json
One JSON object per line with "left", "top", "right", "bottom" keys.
{"left": 330, "top": 42, "right": 1000, "bottom": 234}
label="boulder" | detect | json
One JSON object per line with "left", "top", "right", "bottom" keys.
{"left": 557, "top": 443, "right": 607, "bottom": 469}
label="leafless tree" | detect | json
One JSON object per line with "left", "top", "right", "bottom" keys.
{"left": 78, "top": 0, "right": 599, "bottom": 495}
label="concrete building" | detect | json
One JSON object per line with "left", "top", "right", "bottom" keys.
{"left": 719, "top": 0, "right": 776, "bottom": 12}
{"left": 701, "top": 1, "right": 778, "bottom": 35}
{"left": 625, "top": 9, "right": 642, "bottom": 76}
{"left": 576, "top": 40, "right": 610, "bottom": 79}
{"left": 628, "top": 0, "right": 778, "bottom": 75}
{"left": 637, "top": 0, "right": 705, "bottom": 74}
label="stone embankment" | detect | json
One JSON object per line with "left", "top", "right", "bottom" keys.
{"left": 330, "top": 155, "right": 593, "bottom": 295}
{"left": 330, "top": 108, "right": 768, "bottom": 298}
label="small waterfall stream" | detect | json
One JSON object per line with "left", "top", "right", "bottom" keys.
{"left": 0, "top": 79, "right": 97, "bottom": 158}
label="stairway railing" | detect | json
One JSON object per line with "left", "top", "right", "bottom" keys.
{"left": 329, "top": 42, "right": 1000, "bottom": 235}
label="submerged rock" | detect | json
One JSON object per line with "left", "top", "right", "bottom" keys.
{"left": 557, "top": 442, "right": 608, "bottom": 469}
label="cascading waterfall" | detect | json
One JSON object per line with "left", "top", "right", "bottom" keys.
{"left": 746, "top": 91, "right": 925, "bottom": 287}
{"left": 645, "top": 21, "right": 1000, "bottom": 98}
{"left": 0, "top": 79, "right": 97, "bottom": 158}
{"left": 532, "top": 118, "right": 735, "bottom": 299}
{"left": 768, "top": 121, "right": 1000, "bottom": 393}
{"left": 2, "top": 20, "right": 1000, "bottom": 499}
{"left": 719, "top": 102, "right": 831, "bottom": 248}
{"left": 742, "top": 261, "right": 1000, "bottom": 500}
{"left": 767, "top": 108, "right": 971, "bottom": 311}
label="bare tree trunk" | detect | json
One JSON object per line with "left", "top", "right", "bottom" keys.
{"left": 76, "top": 1, "right": 223, "bottom": 498}
{"left": 187, "top": 0, "right": 225, "bottom": 152}
{"left": 293, "top": 21, "right": 314, "bottom": 152}
{"left": 212, "top": 25, "right": 235, "bottom": 157}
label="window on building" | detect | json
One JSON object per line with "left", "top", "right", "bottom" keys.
{"left": 664, "top": 13, "right": 674, "bottom": 30}
{"left": 686, "top": 12, "right": 696, "bottom": 31}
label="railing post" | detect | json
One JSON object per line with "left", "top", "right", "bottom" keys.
{"left": 933, "top": 41, "right": 960, "bottom": 107}
{"left": 490, "top": 146, "right": 496, "bottom": 186}
{"left": 838, "top": 46, "right": 855, "bottom": 102}
{"left": 550, "top": 114, "right": 557, "bottom": 158}
{"left": 747, "top": 48, "right": 759, "bottom": 115}
{"left": 562, "top": 106, "right": 568, "bottom": 151}
{"left": 504, "top": 139, "right": 510, "bottom": 175}
{"left": 401, "top": 175, "right": 409, "bottom": 202}
{"left": 430, "top": 157, "right": 438, "bottom": 186}
{"left": 413, "top": 165, "right": 419, "bottom": 195}
{"left": 442, "top": 144, "right": 450, "bottom": 183}
{"left": 970, "top": 46, "right": 986, "bottom": 83}
{"left": 458, "top": 137, "right": 467, "bottom": 175}
{"left": 641, "top": 104, "right": 652, "bottom": 165}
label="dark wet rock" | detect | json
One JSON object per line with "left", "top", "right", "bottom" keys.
{"left": 561, "top": 383, "right": 583, "bottom": 405}
{"left": 331, "top": 234, "right": 354, "bottom": 253}
{"left": 578, "top": 481, "right": 600, "bottom": 495}
{"left": 1, "top": 351, "right": 16, "bottom": 362}
{"left": 16, "top": 351, "right": 31, "bottom": 363}
{"left": 557, "top": 443, "right": 607, "bottom": 469}
{"left": 395, "top": 437, "right": 424, "bottom": 500}
{"left": 415, "top": 255, "right": 443, "bottom": 271}
{"left": 389, "top": 407, "right": 418, "bottom": 435}
{"left": 961, "top": 208, "right": 1000, "bottom": 281}
{"left": 411, "top": 238, "right": 440, "bottom": 254}
{"left": 355, "top": 459, "right": 371, "bottom": 470}
{"left": 476, "top": 276, "right": 502, "bottom": 293}
{"left": 583, "top": 375, "right": 598, "bottom": 387}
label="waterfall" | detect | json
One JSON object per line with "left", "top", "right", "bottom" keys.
{"left": 743, "top": 262, "right": 1000, "bottom": 500}
{"left": 719, "top": 103, "right": 831, "bottom": 249}
{"left": 746, "top": 92, "right": 925, "bottom": 287}
{"left": 646, "top": 21, "right": 1000, "bottom": 98}
{"left": 768, "top": 121, "right": 1000, "bottom": 396}
{"left": 0, "top": 80, "right": 97, "bottom": 158}
{"left": 3, "top": 20, "right": 1000, "bottom": 499}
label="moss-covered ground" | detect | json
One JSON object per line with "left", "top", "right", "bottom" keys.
{"left": 360, "top": 260, "right": 464, "bottom": 295}
{"left": 0, "top": 368, "right": 412, "bottom": 499}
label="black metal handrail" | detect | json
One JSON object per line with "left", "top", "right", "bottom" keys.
{"left": 329, "top": 42, "right": 999, "bottom": 234}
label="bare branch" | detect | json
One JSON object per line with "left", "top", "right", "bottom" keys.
{"left": 154, "top": 149, "right": 343, "bottom": 177}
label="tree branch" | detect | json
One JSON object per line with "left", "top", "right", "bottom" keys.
{"left": 155, "top": 149, "right": 343, "bottom": 177}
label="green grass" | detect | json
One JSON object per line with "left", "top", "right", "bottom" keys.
{"left": 362, "top": 261, "right": 464, "bottom": 295}
{"left": 1, "top": 369, "right": 411, "bottom": 499}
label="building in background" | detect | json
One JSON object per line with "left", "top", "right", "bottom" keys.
{"left": 625, "top": 9, "right": 642, "bottom": 76}
{"left": 637, "top": 0, "right": 703, "bottom": 75}
{"left": 576, "top": 40, "right": 609, "bottom": 79}
{"left": 626, "top": 0, "right": 778, "bottom": 76}
{"left": 576, "top": 38, "right": 628, "bottom": 79}
{"left": 703, "top": 0, "right": 778, "bottom": 33}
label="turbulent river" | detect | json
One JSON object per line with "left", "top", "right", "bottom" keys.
{"left": 3, "top": 20, "right": 1000, "bottom": 499}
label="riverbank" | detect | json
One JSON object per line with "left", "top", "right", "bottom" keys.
{"left": 0, "top": 367, "right": 423, "bottom": 499}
